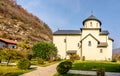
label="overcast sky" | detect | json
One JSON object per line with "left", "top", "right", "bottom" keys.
{"left": 16, "top": 0, "right": 120, "bottom": 49}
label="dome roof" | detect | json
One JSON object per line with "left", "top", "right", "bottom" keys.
{"left": 83, "top": 15, "right": 102, "bottom": 25}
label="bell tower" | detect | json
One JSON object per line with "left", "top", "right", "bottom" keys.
{"left": 82, "top": 15, "right": 102, "bottom": 29}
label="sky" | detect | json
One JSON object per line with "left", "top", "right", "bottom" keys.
{"left": 16, "top": 0, "right": 120, "bottom": 49}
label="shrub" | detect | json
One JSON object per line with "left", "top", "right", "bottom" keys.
{"left": 27, "top": 54, "right": 33, "bottom": 60}
{"left": 82, "top": 56, "right": 85, "bottom": 61}
{"left": 74, "top": 55, "right": 80, "bottom": 60}
{"left": 17, "top": 59, "right": 31, "bottom": 70}
{"left": 96, "top": 68, "right": 105, "bottom": 76}
{"left": 56, "top": 60, "right": 72, "bottom": 74}
{"left": 37, "top": 58, "right": 44, "bottom": 64}
{"left": 70, "top": 54, "right": 80, "bottom": 62}
{"left": 111, "top": 58, "right": 117, "bottom": 62}
{"left": 55, "top": 54, "right": 61, "bottom": 61}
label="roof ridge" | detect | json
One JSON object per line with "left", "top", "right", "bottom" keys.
{"left": 80, "top": 34, "right": 99, "bottom": 42}
{"left": 0, "top": 38, "right": 18, "bottom": 44}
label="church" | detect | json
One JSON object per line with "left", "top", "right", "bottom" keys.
{"left": 53, "top": 15, "right": 114, "bottom": 61}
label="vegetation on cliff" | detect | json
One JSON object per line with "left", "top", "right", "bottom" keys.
{"left": 0, "top": 0, "right": 52, "bottom": 44}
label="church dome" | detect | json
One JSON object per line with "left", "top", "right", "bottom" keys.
{"left": 83, "top": 15, "right": 102, "bottom": 25}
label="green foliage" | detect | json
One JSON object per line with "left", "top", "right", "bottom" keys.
{"left": 0, "top": 64, "right": 33, "bottom": 76}
{"left": 111, "top": 58, "right": 117, "bottom": 62}
{"left": 97, "top": 68, "right": 105, "bottom": 76}
{"left": 70, "top": 54, "right": 80, "bottom": 62}
{"left": 18, "top": 38, "right": 31, "bottom": 49}
{"left": 112, "top": 53, "right": 120, "bottom": 61}
{"left": 82, "top": 56, "right": 85, "bottom": 61}
{"left": 72, "top": 61, "right": 120, "bottom": 72}
{"left": 56, "top": 60, "right": 72, "bottom": 74}
{"left": 0, "top": 48, "right": 21, "bottom": 65}
{"left": 27, "top": 54, "right": 33, "bottom": 60}
{"left": 37, "top": 58, "right": 44, "bottom": 64}
{"left": 17, "top": 59, "right": 31, "bottom": 70}
{"left": 19, "top": 49, "right": 33, "bottom": 60}
{"left": 32, "top": 42, "right": 57, "bottom": 61}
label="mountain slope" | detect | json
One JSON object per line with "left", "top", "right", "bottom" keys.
{"left": 113, "top": 48, "right": 120, "bottom": 54}
{"left": 0, "top": 0, "right": 52, "bottom": 44}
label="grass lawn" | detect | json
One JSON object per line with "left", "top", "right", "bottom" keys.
{"left": 72, "top": 61, "right": 120, "bottom": 72}
{"left": 0, "top": 64, "right": 34, "bottom": 76}
{"left": 31, "top": 59, "right": 60, "bottom": 67}
{"left": 54, "top": 73, "right": 95, "bottom": 76}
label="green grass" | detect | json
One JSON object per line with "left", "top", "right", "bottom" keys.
{"left": 72, "top": 61, "right": 120, "bottom": 72}
{"left": 0, "top": 64, "right": 34, "bottom": 76}
{"left": 31, "top": 59, "right": 60, "bottom": 67}
{"left": 54, "top": 73, "right": 95, "bottom": 76}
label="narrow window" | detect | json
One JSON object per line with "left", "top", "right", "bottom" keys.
{"left": 96, "top": 23, "right": 98, "bottom": 27}
{"left": 64, "top": 39, "right": 66, "bottom": 43}
{"left": 90, "top": 22, "right": 92, "bottom": 27}
{"left": 88, "top": 41, "right": 91, "bottom": 46}
{"left": 100, "top": 49, "right": 103, "bottom": 53}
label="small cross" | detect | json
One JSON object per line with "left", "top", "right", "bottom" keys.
{"left": 91, "top": 11, "right": 93, "bottom": 15}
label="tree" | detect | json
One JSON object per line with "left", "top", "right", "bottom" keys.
{"left": 32, "top": 42, "right": 57, "bottom": 61}
{"left": 0, "top": 50, "right": 3, "bottom": 63}
{"left": 18, "top": 38, "right": 30, "bottom": 49}
{"left": 19, "top": 49, "right": 33, "bottom": 60}
{"left": 0, "top": 48, "right": 21, "bottom": 66}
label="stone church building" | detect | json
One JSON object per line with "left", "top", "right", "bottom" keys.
{"left": 53, "top": 15, "right": 113, "bottom": 60}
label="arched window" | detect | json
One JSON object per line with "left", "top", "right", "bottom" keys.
{"left": 88, "top": 41, "right": 91, "bottom": 46}
{"left": 90, "top": 22, "right": 92, "bottom": 27}
{"left": 100, "top": 49, "right": 103, "bottom": 53}
{"left": 64, "top": 39, "right": 66, "bottom": 43}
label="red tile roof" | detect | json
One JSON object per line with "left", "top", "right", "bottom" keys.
{"left": 0, "top": 38, "right": 18, "bottom": 44}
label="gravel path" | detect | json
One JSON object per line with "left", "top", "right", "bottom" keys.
{"left": 20, "top": 63, "right": 59, "bottom": 76}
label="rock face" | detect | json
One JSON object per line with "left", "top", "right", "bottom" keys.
{"left": 0, "top": 0, "right": 52, "bottom": 44}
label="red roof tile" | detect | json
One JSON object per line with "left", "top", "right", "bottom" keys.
{"left": 0, "top": 38, "right": 18, "bottom": 44}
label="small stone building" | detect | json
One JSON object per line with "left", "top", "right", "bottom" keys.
{"left": 0, "top": 38, "right": 18, "bottom": 49}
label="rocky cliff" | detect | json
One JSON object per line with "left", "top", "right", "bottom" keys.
{"left": 0, "top": 0, "right": 52, "bottom": 44}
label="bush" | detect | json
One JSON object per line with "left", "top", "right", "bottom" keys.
{"left": 97, "top": 68, "right": 105, "bottom": 76}
{"left": 111, "top": 58, "right": 117, "bottom": 62}
{"left": 37, "top": 58, "right": 44, "bottom": 64}
{"left": 70, "top": 54, "right": 80, "bottom": 62}
{"left": 82, "top": 56, "right": 85, "bottom": 61}
{"left": 17, "top": 59, "right": 31, "bottom": 70}
{"left": 27, "top": 54, "right": 33, "bottom": 60}
{"left": 56, "top": 60, "right": 72, "bottom": 74}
